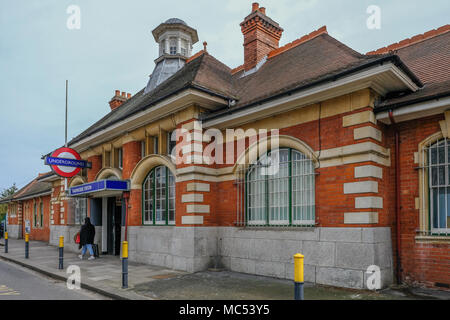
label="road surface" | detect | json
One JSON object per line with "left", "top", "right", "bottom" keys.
{"left": 0, "top": 259, "right": 109, "bottom": 300}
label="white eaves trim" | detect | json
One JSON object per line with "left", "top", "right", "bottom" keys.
{"left": 71, "top": 89, "right": 228, "bottom": 153}
{"left": 376, "top": 96, "right": 450, "bottom": 124}
{"left": 16, "top": 191, "right": 52, "bottom": 201}
{"left": 203, "top": 63, "right": 418, "bottom": 129}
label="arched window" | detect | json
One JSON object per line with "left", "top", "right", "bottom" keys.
{"left": 425, "top": 138, "right": 450, "bottom": 233}
{"left": 246, "top": 148, "right": 315, "bottom": 226}
{"left": 142, "top": 166, "right": 175, "bottom": 225}
{"left": 169, "top": 38, "right": 177, "bottom": 55}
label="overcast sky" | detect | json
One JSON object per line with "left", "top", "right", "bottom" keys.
{"left": 0, "top": 0, "right": 449, "bottom": 191}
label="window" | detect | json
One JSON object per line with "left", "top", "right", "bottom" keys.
{"left": 40, "top": 202, "right": 44, "bottom": 228}
{"left": 160, "top": 39, "right": 166, "bottom": 55}
{"left": 141, "top": 140, "right": 146, "bottom": 158}
{"left": 118, "top": 148, "right": 123, "bottom": 169}
{"left": 142, "top": 166, "right": 175, "bottom": 225}
{"left": 33, "top": 202, "right": 37, "bottom": 227}
{"left": 105, "top": 151, "right": 111, "bottom": 167}
{"left": 74, "top": 198, "right": 87, "bottom": 225}
{"left": 167, "top": 130, "right": 177, "bottom": 158}
{"left": 10, "top": 204, "right": 16, "bottom": 217}
{"left": 246, "top": 148, "right": 315, "bottom": 226}
{"left": 425, "top": 138, "right": 450, "bottom": 234}
{"left": 181, "top": 39, "right": 188, "bottom": 56}
{"left": 154, "top": 136, "right": 159, "bottom": 154}
{"left": 169, "top": 38, "right": 177, "bottom": 55}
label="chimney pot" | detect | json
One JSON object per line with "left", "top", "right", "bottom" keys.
{"left": 109, "top": 90, "right": 127, "bottom": 111}
{"left": 241, "top": 4, "right": 283, "bottom": 71}
{"left": 127, "top": 93, "right": 131, "bottom": 99}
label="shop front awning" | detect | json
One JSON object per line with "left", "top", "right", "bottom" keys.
{"left": 68, "top": 179, "right": 130, "bottom": 198}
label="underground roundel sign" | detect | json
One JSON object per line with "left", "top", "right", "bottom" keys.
{"left": 46, "top": 147, "right": 83, "bottom": 178}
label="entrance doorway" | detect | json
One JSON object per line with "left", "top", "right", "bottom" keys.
{"left": 107, "top": 197, "right": 122, "bottom": 256}
{"left": 99, "top": 196, "right": 123, "bottom": 256}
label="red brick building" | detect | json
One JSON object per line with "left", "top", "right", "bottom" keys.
{"left": 1, "top": 174, "right": 51, "bottom": 242}
{"left": 3, "top": 3, "right": 449, "bottom": 290}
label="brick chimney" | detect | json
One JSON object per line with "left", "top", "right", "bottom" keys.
{"left": 109, "top": 90, "right": 131, "bottom": 110}
{"left": 240, "top": 2, "right": 283, "bottom": 71}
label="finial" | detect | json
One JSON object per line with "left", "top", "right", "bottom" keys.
{"left": 203, "top": 41, "right": 208, "bottom": 52}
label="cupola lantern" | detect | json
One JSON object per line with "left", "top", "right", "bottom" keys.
{"left": 144, "top": 18, "right": 199, "bottom": 93}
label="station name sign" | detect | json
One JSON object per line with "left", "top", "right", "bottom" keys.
{"left": 69, "top": 180, "right": 129, "bottom": 197}
{"left": 45, "top": 157, "right": 91, "bottom": 169}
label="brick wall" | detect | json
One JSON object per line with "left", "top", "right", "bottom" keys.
{"left": 384, "top": 114, "right": 450, "bottom": 289}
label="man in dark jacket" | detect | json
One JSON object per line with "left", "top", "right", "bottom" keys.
{"left": 78, "top": 217, "right": 96, "bottom": 260}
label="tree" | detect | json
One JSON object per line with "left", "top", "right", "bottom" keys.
{"left": 0, "top": 183, "right": 18, "bottom": 221}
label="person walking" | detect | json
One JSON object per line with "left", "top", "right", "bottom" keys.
{"left": 78, "top": 217, "right": 96, "bottom": 260}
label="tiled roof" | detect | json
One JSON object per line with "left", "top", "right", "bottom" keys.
{"left": 67, "top": 29, "right": 425, "bottom": 145}
{"left": 372, "top": 26, "right": 450, "bottom": 111}
{"left": 0, "top": 175, "right": 52, "bottom": 203}
{"left": 68, "top": 53, "right": 235, "bottom": 145}
{"left": 229, "top": 33, "right": 386, "bottom": 109}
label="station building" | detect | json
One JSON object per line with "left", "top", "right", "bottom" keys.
{"left": 2, "top": 3, "right": 449, "bottom": 290}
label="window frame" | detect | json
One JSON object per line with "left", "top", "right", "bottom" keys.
{"left": 118, "top": 148, "right": 123, "bottom": 169}
{"left": 74, "top": 198, "right": 87, "bottom": 226}
{"left": 426, "top": 138, "right": 450, "bottom": 235}
{"left": 33, "top": 202, "right": 37, "bottom": 227}
{"left": 40, "top": 201, "right": 44, "bottom": 228}
{"left": 245, "top": 148, "right": 315, "bottom": 227}
{"left": 142, "top": 166, "right": 175, "bottom": 226}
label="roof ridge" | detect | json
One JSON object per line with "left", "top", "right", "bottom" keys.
{"left": 186, "top": 50, "right": 206, "bottom": 64}
{"left": 367, "top": 24, "right": 450, "bottom": 55}
{"left": 13, "top": 178, "right": 38, "bottom": 198}
{"left": 267, "top": 26, "right": 328, "bottom": 59}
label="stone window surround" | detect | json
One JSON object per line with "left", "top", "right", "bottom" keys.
{"left": 417, "top": 130, "right": 450, "bottom": 241}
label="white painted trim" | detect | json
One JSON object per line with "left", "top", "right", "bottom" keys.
{"left": 203, "top": 63, "right": 418, "bottom": 129}
{"left": 376, "top": 96, "right": 450, "bottom": 124}
{"left": 71, "top": 89, "right": 228, "bottom": 153}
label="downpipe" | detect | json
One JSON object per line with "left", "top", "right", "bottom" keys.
{"left": 388, "top": 110, "right": 402, "bottom": 284}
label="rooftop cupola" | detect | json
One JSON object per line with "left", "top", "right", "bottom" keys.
{"left": 144, "top": 18, "right": 199, "bottom": 94}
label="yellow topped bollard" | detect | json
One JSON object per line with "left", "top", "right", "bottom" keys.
{"left": 4, "top": 232, "right": 8, "bottom": 253}
{"left": 122, "top": 241, "right": 129, "bottom": 288}
{"left": 293, "top": 253, "right": 304, "bottom": 300}
{"left": 25, "top": 233, "right": 29, "bottom": 259}
{"left": 122, "top": 241, "right": 128, "bottom": 259}
{"left": 58, "top": 236, "right": 64, "bottom": 270}
{"left": 294, "top": 253, "right": 304, "bottom": 282}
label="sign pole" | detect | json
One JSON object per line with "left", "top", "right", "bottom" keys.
{"left": 65, "top": 79, "right": 68, "bottom": 148}
{"left": 65, "top": 80, "right": 68, "bottom": 191}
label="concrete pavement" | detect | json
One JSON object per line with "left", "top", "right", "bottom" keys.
{"left": 0, "top": 259, "right": 108, "bottom": 300}
{"left": 0, "top": 238, "right": 448, "bottom": 300}
{"left": 0, "top": 238, "right": 187, "bottom": 300}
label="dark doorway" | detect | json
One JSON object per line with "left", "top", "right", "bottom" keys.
{"left": 107, "top": 197, "right": 122, "bottom": 256}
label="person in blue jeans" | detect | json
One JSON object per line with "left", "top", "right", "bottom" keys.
{"left": 78, "top": 217, "right": 96, "bottom": 260}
